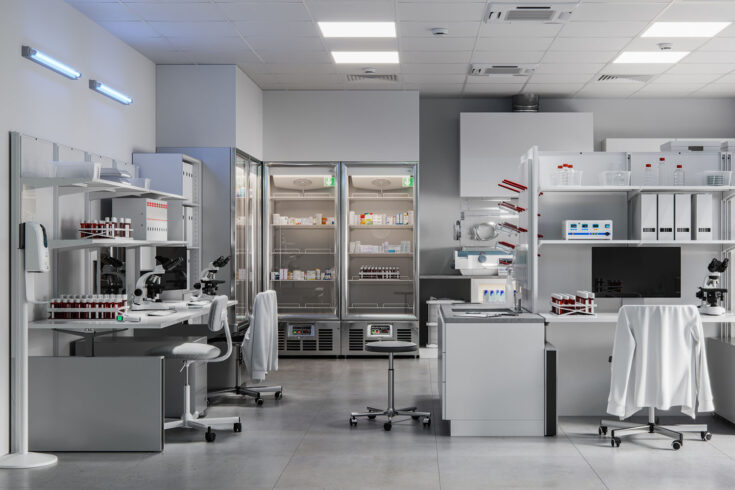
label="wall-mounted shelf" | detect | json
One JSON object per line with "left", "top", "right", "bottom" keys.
{"left": 49, "top": 239, "right": 188, "bottom": 251}
{"left": 540, "top": 185, "right": 735, "bottom": 194}
{"left": 21, "top": 176, "right": 186, "bottom": 201}
{"left": 539, "top": 239, "right": 735, "bottom": 247}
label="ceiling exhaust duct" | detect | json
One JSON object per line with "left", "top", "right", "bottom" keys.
{"left": 512, "top": 94, "right": 539, "bottom": 112}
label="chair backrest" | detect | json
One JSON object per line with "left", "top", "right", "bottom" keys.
{"left": 207, "top": 295, "right": 229, "bottom": 332}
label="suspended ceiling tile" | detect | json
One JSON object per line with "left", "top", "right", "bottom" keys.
{"left": 657, "top": 2, "right": 735, "bottom": 22}
{"left": 542, "top": 51, "right": 618, "bottom": 64}
{"left": 668, "top": 63, "right": 735, "bottom": 74}
{"left": 400, "top": 37, "right": 476, "bottom": 51}
{"left": 534, "top": 63, "right": 605, "bottom": 74}
{"left": 98, "top": 20, "right": 160, "bottom": 39}
{"left": 234, "top": 21, "right": 320, "bottom": 38}
{"left": 125, "top": 2, "right": 226, "bottom": 22}
{"left": 478, "top": 23, "right": 563, "bottom": 38}
{"left": 398, "top": 21, "right": 480, "bottom": 37}
{"left": 218, "top": 2, "right": 311, "bottom": 21}
{"left": 306, "top": 1, "right": 397, "bottom": 22}
{"left": 529, "top": 73, "right": 594, "bottom": 84}
{"left": 474, "top": 37, "right": 555, "bottom": 52}
{"left": 401, "top": 73, "right": 467, "bottom": 84}
{"left": 401, "top": 51, "right": 472, "bottom": 63}
{"left": 570, "top": 2, "right": 668, "bottom": 22}
{"left": 471, "top": 51, "right": 546, "bottom": 64}
{"left": 322, "top": 38, "right": 398, "bottom": 51}
{"left": 559, "top": 21, "right": 648, "bottom": 38}
{"left": 550, "top": 37, "right": 632, "bottom": 52}
{"left": 463, "top": 84, "right": 523, "bottom": 95}
{"left": 67, "top": 1, "right": 140, "bottom": 22}
{"left": 632, "top": 83, "right": 706, "bottom": 97}
{"left": 400, "top": 63, "right": 469, "bottom": 74}
{"left": 148, "top": 21, "right": 238, "bottom": 37}
{"left": 523, "top": 83, "right": 586, "bottom": 95}
{"left": 397, "top": 2, "right": 487, "bottom": 22}
{"left": 654, "top": 73, "right": 724, "bottom": 84}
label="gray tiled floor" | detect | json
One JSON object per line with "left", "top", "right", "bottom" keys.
{"left": 4, "top": 357, "right": 735, "bottom": 489}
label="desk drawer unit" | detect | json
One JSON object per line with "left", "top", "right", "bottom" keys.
{"left": 341, "top": 321, "right": 418, "bottom": 357}
{"left": 278, "top": 321, "right": 341, "bottom": 356}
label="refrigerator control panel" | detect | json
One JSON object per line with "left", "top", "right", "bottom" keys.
{"left": 367, "top": 324, "right": 393, "bottom": 338}
{"left": 287, "top": 324, "right": 315, "bottom": 338}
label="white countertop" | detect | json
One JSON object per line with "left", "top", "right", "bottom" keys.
{"left": 542, "top": 311, "right": 735, "bottom": 324}
{"left": 30, "top": 299, "right": 237, "bottom": 331}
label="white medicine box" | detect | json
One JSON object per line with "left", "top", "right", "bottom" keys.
{"left": 112, "top": 198, "right": 168, "bottom": 241}
{"left": 133, "top": 153, "right": 195, "bottom": 203}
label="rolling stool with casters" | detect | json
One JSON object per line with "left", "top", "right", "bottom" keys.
{"left": 349, "top": 341, "right": 431, "bottom": 431}
{"left": 148, "top": 296, "right": 241, "bottom": 442}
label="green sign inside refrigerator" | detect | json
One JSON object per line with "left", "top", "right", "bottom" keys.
{"left": 402, "top": 176, "right": 414, "bottom": 188}
{"left": 323, "top": 176, "right": 335, "bottom": 187}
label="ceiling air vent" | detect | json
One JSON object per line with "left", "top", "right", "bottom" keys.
{"left": 597, "top": 74, "right": 654, "bottom": 83}
{"left": 346, "top": 74, "right": 398, "bottom": 82}
{"left": 486, "top": 3, "right": 577, "bottom": 23}
{"left": 470, "top": 64, "right": 535, "bottom": 76}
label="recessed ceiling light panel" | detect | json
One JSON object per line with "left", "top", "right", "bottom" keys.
{"left": 642, "top": 22, "right": 731, "bottom": 38}
{"left": 318, "top": 22, "right": 396, "bottom": 38}
{"left": 613, "top": 51, "right": 690, "bottom": 64}
{"left": 331, "top": 51, "right": 399, "bottom": 64}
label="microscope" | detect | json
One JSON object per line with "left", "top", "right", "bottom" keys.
{"left": 696, "top": 257, "right": 729, "bottom": 316}
{"left": 131, "top": 256, "right": 184, "bottom": 311}
{"left": 192, "top": 256, "right": 230, "bottom": 299}
{"left": 100, "top": 255, "right": 125, "bottom": 295}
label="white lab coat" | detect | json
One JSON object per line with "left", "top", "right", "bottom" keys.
{"left": 607, "top": 305, "right": 714, "bottom": 419}
{"left": 242, "top": 290, "right": 278, "bottom": 382}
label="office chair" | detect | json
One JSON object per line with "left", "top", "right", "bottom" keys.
{"left": 349, "top": 341, "right": 431, "bottom": 431}
{"left": 208, "top": 290, "right": 282, "bottom": 406}
{"left": 148, "top": 295, "right": 241, "bottom": 442}
{"left": 599, "top": 305, "right": 712, "bottom": 450}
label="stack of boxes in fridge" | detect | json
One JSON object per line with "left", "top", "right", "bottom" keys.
{"left": 272, "top": 214, "right": 335, "bottom": 226}
{"left": 631, "top": 193, "right": 712, "bottom": 241}
{"left": 348, "top": 211, "right": 414, "bottom": 226}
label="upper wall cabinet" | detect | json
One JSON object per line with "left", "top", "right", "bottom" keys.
{"left": 459, "top": 113, "right": 593, "bottom": 198}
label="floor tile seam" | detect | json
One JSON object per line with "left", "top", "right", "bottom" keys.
{"left": 561, "top": 424, "right": 610, "bottom": 490}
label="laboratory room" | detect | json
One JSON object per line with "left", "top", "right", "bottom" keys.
{"left": 6, "top": 1, "right": 735, "bottom": 489}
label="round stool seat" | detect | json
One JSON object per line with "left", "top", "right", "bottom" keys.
{"left": 148, "top": 342, "right": 221, "bottom": 361}
{"left": 365, "top": 340, "right": 417, "bottom": 353}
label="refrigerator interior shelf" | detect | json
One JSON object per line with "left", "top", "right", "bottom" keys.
{"left": 349, "top": 278, "right": 413, "bottom": 283}
{"left": 272, "top": 224, "right": 335, "bottom": 229}
{"left": 349, "top": 253, "right": 413, "bottom": 257}
{"left": 349, "top": 196, "right": 413, "bottom": 201}
{"left": 271, "top": 279, "right": 335, "bottom": 282}
{"left": 349, "top": 225, "right": 413, "bottom": 229}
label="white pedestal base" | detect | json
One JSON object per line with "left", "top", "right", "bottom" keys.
{"left": 0, "top": 452, "right": 58, "bottom": 469}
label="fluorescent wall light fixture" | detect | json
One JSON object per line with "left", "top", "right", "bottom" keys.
{"left": 642, "top": 22, "right": 731, "bottom": 38}
{"left": 88, "top": 80, "right": 133, "bottom": 105}
{"left": 613, "top": 51, "right": 690, "bottom": 64}
{"left": 21, "top": 45, "right": 81, "bottom": 79}
{"left": 318, "top": 22, "right": 396, "bottom": 38}
{"left": 331, "top": 51, "right": 399, "bottom": 64}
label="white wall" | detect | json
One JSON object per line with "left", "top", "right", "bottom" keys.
{"left": 156, "top": 65, "right": 263, "bottom": 160}
{"left": 263, "top": 90, "right": 420, "bottom": 162}
{"left": 156, "top": 65, "right": 236, "bottom": 149}
{"left": 236, "top": 68, "right": 263, "bottom": 161}
{"left": 0, "top": 0, "right": 156, "bottom": 455}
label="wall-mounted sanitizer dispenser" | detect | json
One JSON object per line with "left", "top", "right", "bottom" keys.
{"left": 23, "top": 222, "right": 50, "bottom": 273}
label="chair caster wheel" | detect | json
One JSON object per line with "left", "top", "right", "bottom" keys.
{"left": 368, "top": 415, "right": 376, "bottom": 420}
{"left": 701, "top": 431, "right": 712, "bottom": 441}
{"left": 255, "top": 397, "right": 264, "bottom": 406}
{"left": 349, "top": 417, "right": 357, "bottom": 427}
{"left": 672, "top": 440, "right": 682, "bottom": 450}
{"left": 205, "top": 428, "right": 216, "bottom": 443}
{"left": 611, "top": 437, "right": 621, "bottom": 447}
{"left": 275, "top": 391, "right": 283, "bottom": 400}
{"left": 234, "top": 422, "right": 242, "bottom": 433}
{"left": 384, "top": 422, "right": 392, "bottom": 431}
{"left": 423, "top": 417, "right": 431, "bottom": 427}
{"left": 412, "top": 415, "right": 420, "bottom": 421}
{"left": 598, "top": 426, "right": 607, "bottom": 436}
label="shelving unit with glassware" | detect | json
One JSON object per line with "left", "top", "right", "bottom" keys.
{"left": 516, "top": 146, "right": 735, "bottom": 316}
{"left": 341, "top": 163, "right": 419, "bottom": 357}
{"left": 11, "top": 133, "right": 198, "bottom": 351}
{"left": 264, "top": 163, "right": 341, "bottom": 356}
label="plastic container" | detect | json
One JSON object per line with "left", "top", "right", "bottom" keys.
{"left": 599, "top": 170, "right": 631, "bottom": 186}
{"left": 703, "top": 170, "right": 732, "bottom": 187}
{"left": 566, "top": 166, "right": 582, "bottom": 186}
{"left": 643, "top": 164, "right": 658, "bottom": 186}
{"left": 673, "top": 165, "right": 685, "bottom": 186}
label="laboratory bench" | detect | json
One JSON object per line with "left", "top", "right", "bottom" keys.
{"left": 541, "top": 311, "right": 735, "bottom": 324}
{"left": 28, "top": 299, "right": 237, "bottom": 453}
{"left": 438, "top": 304, "right": 549, "bottom": 436}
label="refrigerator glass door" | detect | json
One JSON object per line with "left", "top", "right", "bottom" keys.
{"left": 235, "top": 154, "right": 260, "bottom": 323}
{"left": 265, "top": 164, "right": 339, "bottom": 318}
{"left": 343, "top": 163, "right": 417, "bottom": 318}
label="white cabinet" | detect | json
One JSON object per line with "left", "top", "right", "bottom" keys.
{"left": 459, "top": 113, "right": 593, "bottom": 197}
{"left": 439, "top": 306, "right": 545, "bottom": 436}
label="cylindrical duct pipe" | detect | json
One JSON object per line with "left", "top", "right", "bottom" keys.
{"left": 512, "top": 94, "right": 539, "bottom": 112}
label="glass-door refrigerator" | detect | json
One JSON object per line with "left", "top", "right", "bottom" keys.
{"left": 341, "top": 163, "right": 419, "bottom": 357}
{"left": 235, "top": 152, "right": 261, "bottom": 324}
{"left": 264, "top": 163, "right": 341, "bottom": 356}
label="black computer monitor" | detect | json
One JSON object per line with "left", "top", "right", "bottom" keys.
{"left": 591, "top": 247, "right": 681, "bottom": 298}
